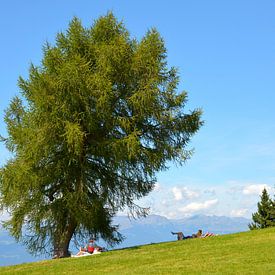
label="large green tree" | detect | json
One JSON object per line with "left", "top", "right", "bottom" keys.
{"left": 249, "top": 188, "right": 275, "bottom": 230}
{"left": 0, "top": 13, "right": 202, "bottom": 258}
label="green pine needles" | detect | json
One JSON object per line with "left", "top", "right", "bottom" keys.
{"left": 0, "top": 13, "right": 203, "bottom": 258}
{"left": 249, "top": 188, "right": 275, "bottom": 230}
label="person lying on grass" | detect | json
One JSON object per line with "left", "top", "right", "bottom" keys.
{"left": 171, "top": 229, "right": 215, "bottom": 240}
{"left": 171, "top": 229, "right": 201, "bottom": 240}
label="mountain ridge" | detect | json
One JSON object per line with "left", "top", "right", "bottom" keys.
{"left": 0, "top": 214, "right": 250, "bottom": 266}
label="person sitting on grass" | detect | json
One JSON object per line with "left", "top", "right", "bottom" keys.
{"left": 87, "top": 239, "right": 104, "bottom": 253}
{"left": 75, "top": 246, "right": 89, "bottom": 256}
{"left": 74, "top": 239, "right": 104, "bottom": 257}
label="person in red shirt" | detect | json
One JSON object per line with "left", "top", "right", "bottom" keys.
{"left": 87, "top": 239, "right": 103, "bottom": 253}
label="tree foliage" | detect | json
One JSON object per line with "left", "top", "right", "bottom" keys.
{"left": 249, "top": 188, "right": 275, "bottom": 230}
{"left": 0, "top": 13, "right": 202, "bottom": 257}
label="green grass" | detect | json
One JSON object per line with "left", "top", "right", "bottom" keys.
{"left": 1, "top": 228, "right": 275, "bottom": 274}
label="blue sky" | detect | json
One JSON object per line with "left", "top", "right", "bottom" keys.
{"left": 1, "top": 0, "right": 275, "bottom": 220}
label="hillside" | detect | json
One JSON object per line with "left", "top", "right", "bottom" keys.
{"left": 0, "top": 214, "right": 250, "bottom": 266}
{"left": 1, "top": 227, "right": 274, "bottom": 274}
{"left": 112, "top": 214, "right": 250, "bottom": 249}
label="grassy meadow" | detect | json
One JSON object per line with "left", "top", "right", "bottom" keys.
{"left": 1, "top": 227, "right": 275, "bottom": 274}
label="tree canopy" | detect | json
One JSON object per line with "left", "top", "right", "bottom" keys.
{"left": 0, "top": 13, "right": 202, "bottom": 257}
{"left": 249, "top": 188, "right": 275, "bottom": 230}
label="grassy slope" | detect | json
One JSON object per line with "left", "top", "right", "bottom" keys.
{"left": 1, "top": 228, "right": 275, "bottom": 274}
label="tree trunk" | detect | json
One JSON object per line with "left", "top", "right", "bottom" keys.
{"left": 53, "top": 221, "right": 77, "bottom": 258}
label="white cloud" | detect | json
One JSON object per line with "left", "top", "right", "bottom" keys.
{"left": 172, "top": 186, "right": 199, "bottom": 201}
{"left": 172, "top": 187, "right": 183, "bottom": 201}
{"left": 230, "top": 208, "right": 248, "bottom": 217}
{"left": 153, "top": 182, "right": 161, "bottom": 192}
{"left": 0, "top": 211, "right": 10, "bottom": 222}
{"left": 243, "top": 184, "right": 270, "bottom": 195}
{"left": 204, "top": 188, "right": 216, "bottom": 196}
{"left": 138, "top": 180, "right": 275, "bottom": 219}
{"left": 179, "top": 199, "right": 218, "bottom": 213}
{"left": 184, "top": 187, "right": 200, "bottom": 199}
{"left": 166, "top": 211, "right": 178, "bottom": 219}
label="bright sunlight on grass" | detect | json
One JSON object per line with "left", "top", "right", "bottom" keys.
{"left": 1, "top": 227, "right": 275, "bottom": 274}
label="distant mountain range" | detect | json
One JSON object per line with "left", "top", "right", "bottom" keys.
{"left": 0, "top": 214, "right": 250, "bottom": 267}
{"left": 0, "top": 229, "right": 45, "bottom": 267}
{"left": 112, "top": 214, "right": 250, "bottom": 248}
